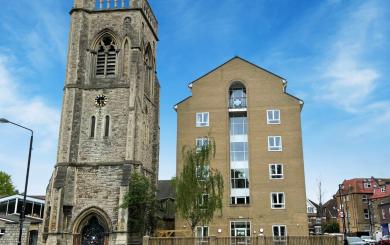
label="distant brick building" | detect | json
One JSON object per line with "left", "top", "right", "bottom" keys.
{"left": 336, "top": 178, "right": 390, "bottom": 236}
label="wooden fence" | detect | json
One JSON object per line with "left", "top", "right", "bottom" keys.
{"left": 144, "top": 236, "right": 343, "bottom": 245}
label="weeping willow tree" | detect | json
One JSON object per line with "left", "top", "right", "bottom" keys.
{"left": 173, "top": 140, "right": 224, "bottom": 234}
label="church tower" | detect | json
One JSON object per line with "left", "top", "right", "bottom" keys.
{"left": 41, "top": 0, "right": 159, "bottom": 244}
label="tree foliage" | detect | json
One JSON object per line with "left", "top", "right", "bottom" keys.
{"left": 173, "top": 141, "right": 224, "bottom": 233}
{"left": 0, "top": 171, "right": 17, "bottom": 196}
{"left": 121, "top": 172, "right": 157, "bottom": 235}
{"left": 322, "top": 222, "right": 340, "bottom": 233}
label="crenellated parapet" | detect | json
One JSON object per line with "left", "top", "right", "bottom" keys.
{"left": 73, "top": 0, "right": 157, "bottom": 35}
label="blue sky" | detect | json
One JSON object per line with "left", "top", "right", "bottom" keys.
{"left": 0, "top": 0, "right": 389, "bottom": 203}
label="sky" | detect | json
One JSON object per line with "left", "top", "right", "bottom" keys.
{"left": 0, "top": 0, "right": 389, "bottom": 203}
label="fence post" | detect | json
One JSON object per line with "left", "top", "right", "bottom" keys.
{"left": 143, "top": 235, "right": 150, "bottom": 245}
{"left": 209, "top": 236, "right": 216, "bottom": 245}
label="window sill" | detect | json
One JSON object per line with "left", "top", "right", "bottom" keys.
{"left": 229, "top": 204, "right": 251, "bottom": 207}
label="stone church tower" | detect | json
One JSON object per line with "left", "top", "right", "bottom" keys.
{"left": 41, "top": 0, "right": 159, "bottom": 244}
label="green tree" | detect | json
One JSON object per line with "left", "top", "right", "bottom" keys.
{"left": 121, "top": 172, "right": 157, "bottom": 235}
{"left": 322, "top": 222, "right": 340, "bottom": 233}
{"left": 0, "top": 171, "right": 17, "bottom": 196}
{"left": 173, "top": 141, "right": 224, "bottom": 234}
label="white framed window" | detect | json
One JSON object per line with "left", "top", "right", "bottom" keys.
{"left": 269, "top": 164, "right": 284, "bottom": 179}
{"left": 272, "top": 225, "right": 287, "bottom": 241}
{"left": 230, "top": 142, "right": 248, "bottom": 161}
{"left": 381, "top": 186, "right": 387, "bottom": 193}
{"left": 230, "top": 221, "right": 251, "bottom": 237}
{"left": 199, "top": 194, "right": 209, "bottom": 207}
{"left": 267, "top": 110, "right": 281, "bottom": 124}
{"left": 196, "top": 164, "right": 209, "bottom": 181}
{"left": 271, "top": 192, "right": 285, "bottom": 209}
{"left": 196, "top": 137, "right": 209, "bottom": 151}
{"left": 196, "top": 226, "right": 209, "bottom": 238}
{"left": 231, "top": 169, "right": 249, "bottom": 189}
{"left": 196, "top": 112, "right": 209, "bottom": 127}
{"left": 362, "top": 195, "right": 368, "bottom": 203}
{"left": 307, "top": 207, "right": 314, "bottom": 214}
{"left": 364, "top": 209, "right": 369, "bottom": 219}
{"left": 364, "top": 181, "right": 371, "bottom": 188}
{"left": 231, "top": 196, "right": 250, "bottom": 205}
{"left": 268, "top": 136, "right": 282, "bottom": 151}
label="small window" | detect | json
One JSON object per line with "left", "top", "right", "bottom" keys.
{"left": 196, "top": 164, "right": 209, "bottom": 181}
{"left": 269, "top": 164, "right": 284, "bottom": 179}
{"left": 267, "top": 110, "right": 281, "bottom": 124}
{"left": 268, "top": 136, "right": 282, "bottom": 151}
{"left": 381, "top": 186, "right": 387, "bottom": 193}
{"left": 364, "top": 181, "right": 371, "bottom": 188}
{"left": 199, "top": 194, "right": 209, "bottom": 207}
{"left": 90, "top": 116, "right": 96, "bottom": 138}
{"left": 364, "top": 209, "right": 369, "bottom": 219}
{"left": 231, "top": 196, "right": 250, "bottom": 205}
{"left": 272, "top": 225, "right": 287, "bottom": 241}
{"left": 104, "top": 115, "right": 110, "bottom": 137}
{"left": 196, "top": 226, "right": 209, "bottom": 238}
{"left": 307, "top": 206, "right": 314, "bottom": 214}
{"left": 362, "top": 195, "right": 368, "bottom": 203}
{"left": 382, "top": 209, "right": 386, "bottom": 219}
{"left": 196, "top": 137, "right": 209, "bottom": 151}
{"left": 271, "top": 192, "right": 285, "bottom": 209}
{"left": 196, "top": 112, "right": 209, "bottom": 127}
{"left": 0, "top": 228, "right": 5, "bottom": 236}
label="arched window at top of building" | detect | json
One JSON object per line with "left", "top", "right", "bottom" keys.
{"left": 229, "top": 81, "right": 247, "bottom": 109}
{"left": 96, "top": 35, "right": 117, "bottom": 77}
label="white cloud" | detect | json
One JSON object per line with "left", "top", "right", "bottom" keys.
{"left": 0, "top": 55, "right": 60, "bottom": 193}
{"left": 317, "top": 1, "right": 382, "bottom": 112}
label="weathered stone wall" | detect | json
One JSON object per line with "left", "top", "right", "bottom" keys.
{"left": 41, "top": 0, "right": 159, "bottom": 244}
{"left": 0, "top": 223, "right": 29, "bottom": 244}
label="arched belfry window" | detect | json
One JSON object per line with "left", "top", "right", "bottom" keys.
{"left": 229, "top": 82, "right": 247, "bottom": 109}
{"left": 96, "top": 35, "right": 117, "bottom": 77}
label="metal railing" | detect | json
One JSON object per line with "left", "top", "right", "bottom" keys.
{"left": 229, "top": 97, "right": 247, "bottom": 109}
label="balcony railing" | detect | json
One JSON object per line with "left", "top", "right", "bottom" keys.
{"left": 229, "top": 97, "right": 247, "bottom": 109}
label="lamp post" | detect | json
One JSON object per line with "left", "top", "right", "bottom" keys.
{"left": 0, "top": 118, "right": 33, "bottom": 245}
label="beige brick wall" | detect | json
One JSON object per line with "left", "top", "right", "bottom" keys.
{"left": 176, "top": 57, "right": 308, "bottom": 236}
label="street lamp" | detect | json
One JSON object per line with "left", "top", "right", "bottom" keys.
{"left": 0, "top": 118, "right": 33, "bottom": 245}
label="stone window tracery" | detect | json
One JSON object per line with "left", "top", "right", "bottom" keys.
{"left": 96, "top": 36, "right": 117, "bottom": 77}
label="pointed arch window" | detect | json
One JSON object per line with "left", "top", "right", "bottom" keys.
{"left": 96, "top": 36, "right": 117, "bottom": 77}
{"left": 144, "top": 45, "right": 153, "bottom": 96}
{"left": 104, "top": 115, "right": 110, "bottom": 138}
{"left": 90, "top": 116, "right": 96, "bottom": 138}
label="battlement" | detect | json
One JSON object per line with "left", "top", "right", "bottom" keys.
{"left": 73, "top": 0, "right": 158, "bottom": 34}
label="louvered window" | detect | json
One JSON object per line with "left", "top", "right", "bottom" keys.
{"left": 96, "top": 36, "right": 117, "bottom": 77}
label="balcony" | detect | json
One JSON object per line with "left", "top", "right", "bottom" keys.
{"left": 229, "top": 97, "right": 247, "bottom": 110}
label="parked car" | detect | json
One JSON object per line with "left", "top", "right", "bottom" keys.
{"left": 361, "top": 236, "right": 377, "bottom": 244}
{"left": 345, "top": 236, "right": 367, "bottom": 245}
{"left": 379, "top": 235, "right": 390, "bottom": 245}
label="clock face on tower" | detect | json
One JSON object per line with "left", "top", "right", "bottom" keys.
{"left": 95, "top": 94, "right": 107, "bottom": 107}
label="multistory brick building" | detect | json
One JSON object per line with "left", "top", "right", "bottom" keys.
{"left": 336, "top": 178, "right": 390, "bottom": 236}
{"left": 40, "top": 0, "right": 160, "bottom": 244}
{"left": 175, "top": 57, "right": 308, "bottom": 238}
